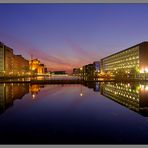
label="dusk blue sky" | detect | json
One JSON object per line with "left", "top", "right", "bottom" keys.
{"left": 0, "top": 4, "right": 148, "bottom": 72}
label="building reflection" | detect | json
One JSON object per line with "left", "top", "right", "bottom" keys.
{"left": 1, "top": 82, "right": 148, "bottom": 117}
{"left": 83, "top": 81, "right": 100, "bottom": 92}
{"left": 0, "top": 83, "right": 45, "bottom": 114}
{"left": 0, "top": 83, "right": 29, "bottom": 114}
{"left": 100, "top": 82, "right": 148, "bottom": 116}
{"left": 29, "top": 84, "right": 44, "bottom": 99}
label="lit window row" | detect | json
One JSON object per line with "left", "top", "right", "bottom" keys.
{"left": 104, "top": 92, "right": 139, "bottom": 108}
{"left": 105, "top": 87, "right": 139, "bottom": 100}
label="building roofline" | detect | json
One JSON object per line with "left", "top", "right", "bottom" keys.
{"left": 101, "top": 41, "right": 148, "bottom": 60}
{"left": 0, "top": 42, "right": 4, "bottom": 45}
{"left": 0, "top": 41, "right": 12, "bottom": 49}
{"left": 16, "top": 54, "right": 22, "bottom": 57}
{"left": 83, "top": 63, "right": 93, "bottom": 67}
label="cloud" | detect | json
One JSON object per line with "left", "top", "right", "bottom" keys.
{"left": 0, "top": 32, "right": 76, "bottom": 72}
{"left": 65, "top": 38, "right": 102, "bottom": 67}
{"left": 0, "top": 32, "right": 102, "bottom": 72}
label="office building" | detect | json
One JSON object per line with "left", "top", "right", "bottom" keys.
{"left": 93, "top": 61, "right": 100, "bottom": 73}
{"left": 93, "top": 61, "right": 101, "bottom": 78}
{"left": 100, "top": 42, "right": 148, "bottom": 79}
{"left": 83, "top": 64, "right": 94, "bottom": 77}
{"left": 13, "top": 55, "right": 29, "bottom": 75}
{"left": 0, "top": 42, "right": 29, "bottom": 76}
{"left": 0, "top": 42, "right": 13, "bottom": 76}
{"left": 73, "top": 68, "right": 81, "bottom": 76}
{"left": 82, "top": 62, "right": 101, "bottom": 80}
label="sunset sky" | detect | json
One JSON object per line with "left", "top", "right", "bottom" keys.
{"left": 0, "top": 4, "right": 148, "bottom": 72}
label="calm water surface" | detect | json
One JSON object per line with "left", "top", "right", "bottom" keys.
{"left": 0, "top": 82, "right": 148, "bottom": 144}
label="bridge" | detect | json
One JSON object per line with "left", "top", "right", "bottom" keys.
{"left": 0, "top": 75, "right": 82, "bottom": 84}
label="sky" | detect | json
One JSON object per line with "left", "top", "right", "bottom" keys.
{"left": 0, "top": 4, "right": 148, "bottom": 72}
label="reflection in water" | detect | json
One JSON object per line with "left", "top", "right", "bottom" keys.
{"left": 82, "top": 81, "right": 148, "bottom": 116}
{"left": 100, "top": 82, "right": 148, "bottom": 116}
{"left": 80, "top": 84, "right": 83, "bottom": 96}
{"left": 1, "top": 82, "right": 148, "bottom": 117}
{"left": 0, "top": 83, "right": 29, "bottom": 114}
{"left": 0, "top": 83, "right": 45, "bottom": 113}
{"left": 29, "top": 84, "right": 44, "bottom": 99}
{"left": 0, "top": 82, "right": 148, "bottom": 144}
{"left": 83, "top": 81, "right": 100, "bottom": 92}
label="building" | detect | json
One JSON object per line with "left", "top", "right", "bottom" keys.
{"left": 80, "top": 62, "right": 101, "bottom": 80}
{"left": 38, "top": 64, "right": 44, "bottom": 74}
{"left": 0, "top": 42, "right": 14, "bottom": 76}
{"left": 13, "top": 55, "right": 29, "bottom": 76}
{"left": 29, "top": 59, "right": 46, "bottom": 75}
{"left": 51, "top": 71, "right": 67, "bottom": 75}
{"left": 73, "top": 68, "right": 81, "bottom": 76}
{"left": 100, "top": 42, "right": 148, "bottom": 79}
{"left": 72, "top": 62, "right": 100, "bottom": 80}
{"left": 93, "top": 61, "right": 101, "bottom": 78}
{"left": 0, "top": 42, "right": 29, "bottom": 76}
{"left": 0, "top": 42, "right": 47, "bottom": 77}
{"left": 29, "top": 58, "right": 40, "bottom": 74}
{"left": 83, "top": 64, "right": 94, "bottom": 76}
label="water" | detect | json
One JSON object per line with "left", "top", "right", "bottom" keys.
{"left": 0, "top": 82, "right": 148, "bottom": 144}
{"left": 43, "top": 75, "right": 81, "bottom": 80}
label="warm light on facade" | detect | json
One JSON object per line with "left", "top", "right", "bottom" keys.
{"left": 140, "top": 68, "right": 144, "bottom": 73}
{"left": 29, "top": 59, "right": 46, "bottom": 75}
{"left": 145, "top": 86, "right": 148, "bottom": 91}
{"left": 145, "top": 68, "right": 148, "bottom": 73}
{"left": 100, "top": 42, "right": 148, "bottom": 79}
{"left": 140, "top": 67, "right": 148, "bottom": 73}
{"left": 140, "top": 84, "right": 145, "bottom": 90}
{"left": 32, "top": 67, "right": 36, "bottom": 70}
{"left": 32, "top": 94, "right": 36, "bottom": 99}
{"left": 139, "top": 84, "right": 148, "bottom": 91}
